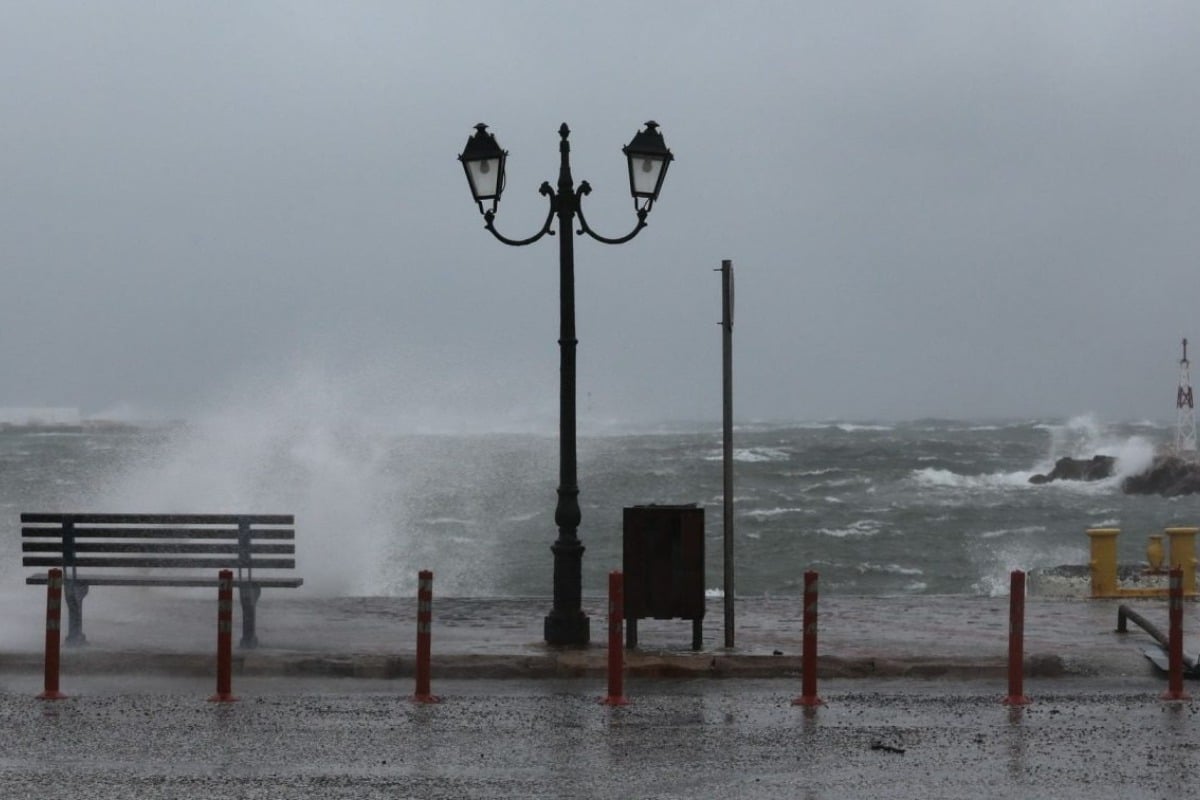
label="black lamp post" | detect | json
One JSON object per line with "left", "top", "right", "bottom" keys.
{"left": 459, "top": 121, "right": 673, "bottom": 646}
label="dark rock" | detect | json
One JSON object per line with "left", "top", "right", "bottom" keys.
{"left": 1029, "top": 455, "right": 1116, "bottom": 484}
{"left": 1120, "top": 455, "right": 1200, "bottom": 497}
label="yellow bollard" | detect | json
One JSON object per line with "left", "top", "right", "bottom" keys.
{"left": 1146, "top": 534, "right": 1165, "bottom": 573}
{"left": 1087, "top": 528, "right": 1120, "bottom": 598}
{"left": 1164, "top": 527, "right": 1198, "bottom": 597}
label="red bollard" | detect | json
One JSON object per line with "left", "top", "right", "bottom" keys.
{"left": 38, "top": 568, "right": 66, "bottom": 700}
{"left": 1003, "top": 570, "right": 1031, "bottom": 705}
{"left": 1162, "top": 567, "right": 1191, "bottom": 702}
{"left": 209, "top": 570, "right": 237, "bottom": 703}
{"left": 412, "top": 570, "right": 441, "bottom": 704}
{"left": 601, "top": 571, "right": 630, "bottom": 706}
{"left": 793, "top": 570, "right": 824, "bottom": 707}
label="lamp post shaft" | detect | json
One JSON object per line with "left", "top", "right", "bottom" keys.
{"left": 462, "top": 121, "right": 670, "bottom": 647}
{"left": 545, "top": 123, "right": 590, "bottom": 646}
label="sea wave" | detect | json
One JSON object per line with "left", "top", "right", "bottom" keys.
{"left": 745, "top": 507, "right": 808, "bottom": 520}
{"left": 977, "top": 525, "right": 1048, "bottom": 539}
{"left": 857, "top": 562, "right": 924, "bottom": 576}
{"left": 834, "top": 423, "right": 892, "bottom": 433}
{"left": 704, "top": 447, "right": 791, "bottom": 463}
{"left": 909, "top": 468, "right": 1034, "bottom": 490}
{"left": 815, "top": 519, "right": 881, "bottom": 538}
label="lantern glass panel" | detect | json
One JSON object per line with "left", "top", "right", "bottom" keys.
{"left": 466, "top": 156, "right": 502, "bottom": 200}
{"left": 628, "top": 154, "right": 666, "bottom": 199}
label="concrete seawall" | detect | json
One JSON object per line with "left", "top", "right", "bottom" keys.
{"left": 2, "top": 593, "right": 1194, "bottom": 681}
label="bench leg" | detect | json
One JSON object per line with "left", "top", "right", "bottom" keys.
{"left": 64, "top": 580, "right": 89, "bottom": 646}
{"left": 692, "top": 618, "right": 703, "bottom": 651}
{"left": 626, "top": 617, "right": 638, "bottom": 649}
{"left": 238, "top": 583, "right": 261, "bottom": 649}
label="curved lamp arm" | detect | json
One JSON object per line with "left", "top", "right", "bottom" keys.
{"left": 574, "top": 181, "right": 648, "bottom": 245}
{"left": 482, "top": 182, "right": 557, "bottom": 247}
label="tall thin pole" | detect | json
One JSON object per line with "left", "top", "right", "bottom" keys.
{"left": 720, "top": 259, "right": 735, "bottom": 648}
{"left": 545, "top": 123, "right": 589, "bottom": 646}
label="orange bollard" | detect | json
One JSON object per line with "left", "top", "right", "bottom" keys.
{"left": 1162, "top": 567, "right": 1191, "bottom": 702}
{"left": 793, "top": 570, "right": 824, "bottom": 707}
{"left": 412, "top": 570, "right": 441, "bottom": 704}
{"left": 38, "top": 568, "right": 66, "bottom": 700}
{"left": 209, "top": 570, "right": 237, "bottom": 703}
{"left": 1003, "top": 570, "right": 1031, "bottom": 706}
{"left": 601, "top": 571, "right": 630, "bottom": 706}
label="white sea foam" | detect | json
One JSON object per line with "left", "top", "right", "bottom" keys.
{"left": 704, "top": 447, "right": 791, "bottom": 463}
{"left": 857, "top": 562, "right": 924, "bottom": 576}
{"left": 834, "top": 423, "right": 892, "bottom": 433}
{"left": 816, "top": 519, "right": 881, "bottom": 538}
{"left": 422, "top": 517, "right": 476, "bottom": 527}
{"left": 909, "top": 467, "right": 1033, "bottom": 490}
{"left": 745, "top": 507, "right": 807, "bottom": 520}
{"left": 977, "top": 525, "right": 1048, "bottom": 539}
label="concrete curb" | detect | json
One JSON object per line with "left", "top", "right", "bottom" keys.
{"left": 0, "top": 650, "right": 1078, "bottom": 681}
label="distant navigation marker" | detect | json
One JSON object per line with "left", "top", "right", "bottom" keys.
{"left": 1176, "top": 338, "right": 1197, "bottom": 458}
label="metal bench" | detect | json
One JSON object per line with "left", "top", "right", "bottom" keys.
{"left": 22, "top": 513, "right": 302, "bottom": 648}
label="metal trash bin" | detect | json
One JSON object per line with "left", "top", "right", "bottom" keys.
{"left": 622, "top": 504, "right": 705, "bottom": 650}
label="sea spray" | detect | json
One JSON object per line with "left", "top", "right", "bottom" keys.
{"left": 89, "top": 397, "right": 394, "bottom": 595}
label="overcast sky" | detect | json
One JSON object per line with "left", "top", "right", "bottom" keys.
{"left": 2, "top": 2, "right": 1199, "bottom": 428}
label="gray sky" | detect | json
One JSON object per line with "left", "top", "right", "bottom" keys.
{"left": 3, "top": 1, "right": 1199, "bottom": 428}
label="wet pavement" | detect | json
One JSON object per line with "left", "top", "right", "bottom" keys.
{"left": 1, "top": 676, "right": 1198, "bottom": 799}
{"left": 2, "top": 591, "right": 1199, "bottom": 798}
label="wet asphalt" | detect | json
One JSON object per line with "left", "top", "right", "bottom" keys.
{"left": 2, "top": 675, "right": 1198, "bottom": 799}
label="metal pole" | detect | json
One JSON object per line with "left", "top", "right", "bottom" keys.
{"left": 38, "top": 568, "right": 66, "bottom": 700}
{"left": 601, "top": 570, "right": 629, "bottom": 706}
{"left": 1003, "top": 570, "right": 1030, "bottom": 706}
{"left": 1162, "top": 567, "right": 1190, "bottom": 701}
{"left": 413, "top": 569, "right": 441, "bottom": 703}
{"left": 793, "top": 570, "right": 823, "bottom": 707}
{"left": 544, "top": 123, "right": 590, "bottom": 646}
{"left": 720, "top": 259, "right": 735, "bottom": 648}
{"left": 209, "top": 569, "right": 237, "bottom": 703}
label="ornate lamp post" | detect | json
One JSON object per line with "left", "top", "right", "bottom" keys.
{"left": 458, "top": 121, "right": 673, "bottom": 646}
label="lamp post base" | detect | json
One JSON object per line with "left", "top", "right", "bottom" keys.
{"left": 544, "top": 610, "right": 590, "bottom": 647}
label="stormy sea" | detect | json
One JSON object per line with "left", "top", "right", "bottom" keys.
{"left": 0, "top": 415, "right": 1192, "bottom": 598}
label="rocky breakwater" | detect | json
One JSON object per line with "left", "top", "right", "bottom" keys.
{"left": 1029, "top": 454, "right": 1200, "bottom": 496}
{"left": 1028, "top": 455, "right": 1116, "bottom": 484}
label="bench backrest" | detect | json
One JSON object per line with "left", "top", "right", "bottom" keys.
{"left": 21, "top": 513, "right": 296, "bottom": 577}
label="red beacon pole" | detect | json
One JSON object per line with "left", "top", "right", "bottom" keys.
{"left": 792, "top": 570, "right": 824, "bottom": 708}
{"left": 209, "top": 569, "right": 237, "bottom": 703}
{"left": 1003, "top": 570, "right": 1031, "bottom": 706}
{"left": 38, "top": 568, "right": 67, "bottom": 700}
{"left": 412, "top": 570, "right": 441, "bottom": 704}
{"left": 1162, "top": 567, "right": 1191, "bottom": 702}
{"left": 601, "top": 571, "right": 630, "bottom": 706}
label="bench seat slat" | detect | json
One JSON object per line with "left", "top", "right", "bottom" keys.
{"left": 25, "top": 573, "right": 303, "bottom": 588}
{"left": 21, "top": 513, "right": 293, "bottom": 525}
{"left": 23, "top": 542, "right": 295, "bottom": 555}
{"left": 22, "top": 527, "right": 294, "bottom": 540}
{"left": 23, "top": 557, "right": 296, "bottom": 570}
